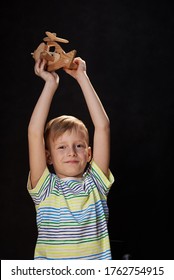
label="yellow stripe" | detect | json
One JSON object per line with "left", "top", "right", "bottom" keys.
{"left": 35, "top": 236, "right": 110, "bottom": 258}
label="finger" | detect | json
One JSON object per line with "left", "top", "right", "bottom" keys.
{"left": 40, "top": 58, "right": 47, "bottom": 71}
{"left": 34, "top": 63, "right": 40, "bottom": 75}
{"left": 34, "top": 58, "right": 41, "bottom": 74}
{"left": 73, "top": 57, "right": 81, "bottom": 65}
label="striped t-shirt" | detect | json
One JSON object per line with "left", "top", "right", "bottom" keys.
{"left": 27, "top": 160, "right": 114, "bottom": 260}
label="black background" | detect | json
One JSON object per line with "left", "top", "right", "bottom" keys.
{"left": 1, "top": 0, "right": 173, "bottom": 260}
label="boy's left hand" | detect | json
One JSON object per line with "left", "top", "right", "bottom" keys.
{"left": 63, "top": 57, "right": 86, "bottom": 79}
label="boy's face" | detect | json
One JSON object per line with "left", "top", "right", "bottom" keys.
{"left": 46, "top": 129, "right": 91, "bottom": 178}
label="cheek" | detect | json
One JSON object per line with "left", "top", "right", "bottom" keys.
{"left": 51, "top": 151, "right": 64, "bottom": 162}
{"left": 80, "top": 150, "right": 90, "bottom": 160}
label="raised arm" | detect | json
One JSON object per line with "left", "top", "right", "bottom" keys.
{"left": 28, "top": 59, "right": 59, "bottom": 188}
{"left": 64, "top": 58, "right": 110, "bottom": 177}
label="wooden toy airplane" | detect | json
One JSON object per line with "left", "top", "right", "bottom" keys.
{"left": 31, "top": 31, "right": 77, "bottom": 71}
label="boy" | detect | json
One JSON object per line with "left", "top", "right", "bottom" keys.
{"left": 27, "top": 57, "right": 114, "bottom": 259}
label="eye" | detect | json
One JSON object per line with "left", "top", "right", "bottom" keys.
{"left": 76, "top": 144, "right": 85, "bottom": 149}
{"left": 58, "top": 145, "right": 66, "bottom": 149}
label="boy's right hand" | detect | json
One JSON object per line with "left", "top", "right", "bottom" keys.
{"left": 34, "top": 58, "right": 59, "bottom": 88}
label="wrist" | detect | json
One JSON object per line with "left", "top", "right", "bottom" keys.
{"left": 76, "top": 71, "right": 89, "bottom": 84}
{"left": 44, "top": 79, "right": 58, "bottom": 92}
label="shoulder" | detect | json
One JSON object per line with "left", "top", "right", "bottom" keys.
{"left": 27, "top": 167, "right": 59, "bottom": 204}
{"left": 27, "top": 167, "right": 51, "bottom": 192}
{"left": 86, "top": 160, "right": 114, "bottom": 192}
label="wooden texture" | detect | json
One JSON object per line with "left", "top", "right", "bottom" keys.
{"left": 32, "top": 31, "right": 77, "bottom": 71}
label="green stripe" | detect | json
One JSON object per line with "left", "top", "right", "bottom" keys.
{"left": 37, "top": 233, "right": 108, "bottom": 245}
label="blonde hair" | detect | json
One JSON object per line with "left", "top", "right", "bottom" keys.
{"left": 44, "top": 115, "right": 89, "bottom": 149}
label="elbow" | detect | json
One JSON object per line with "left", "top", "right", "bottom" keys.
{"left": 28, "top": 122, "right": 43, "bottom": 139}
{"left": 102, "top": 117, "right": 110, "bottom": 130}
{"left": 28, "top": 122, "right": 35, "bottom": 137}
{"left": 96, "top": 118, "right": 110, "bottom": 132}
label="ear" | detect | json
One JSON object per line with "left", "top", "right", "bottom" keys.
{"left": 45, "top": 149, "right": 53, "bottom": 165}
{"left": 87, "top": 147, "right": 92, "bottom": 162}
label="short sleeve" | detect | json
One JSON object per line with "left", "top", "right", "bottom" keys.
{"left": 88, "top": 160, "right": 115, "bottom": 196}
{"left": 27, "top": 167, "right": 52, "bottom": 205}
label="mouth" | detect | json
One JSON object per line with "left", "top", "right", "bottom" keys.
{"left": 65, "top": 160, "right": 79, "bottom": 164}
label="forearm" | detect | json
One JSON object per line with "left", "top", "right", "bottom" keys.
{"left": 28, "top": 81, "right": 56, "bottom": 136}
{"left": 77, "top": 72, "right": 110, "bottom": 129}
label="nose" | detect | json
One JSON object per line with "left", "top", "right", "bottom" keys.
{"left": 68, "top": 146, "right": 77, "bottom": 156}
